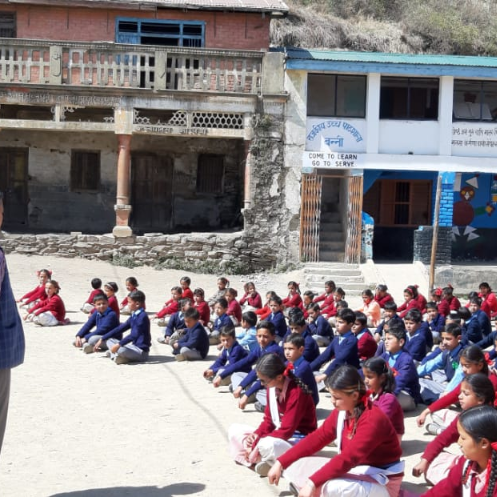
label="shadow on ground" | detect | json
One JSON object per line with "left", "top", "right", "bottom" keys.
{"left": 49, "top": 482, "right": 205, "bottom": 497}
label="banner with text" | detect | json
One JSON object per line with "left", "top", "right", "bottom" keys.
{"left": 306, "top": 118, "right": 367, "bottom": 153}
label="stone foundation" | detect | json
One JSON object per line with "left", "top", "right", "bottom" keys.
{"left": 0, "top": 231, "right": 277, "bottom": 272}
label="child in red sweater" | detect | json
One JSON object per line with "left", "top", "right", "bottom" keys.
{"left": 24, "top": 280, "right": 66, "bottom": 326}
{"left": 180, "top": 276, "right": 194, "bottom": 301}
{"left": 239, "top": 281, "right": 262, "bottom": 311}
{"left": 257, "top": 291, "right": 277, "bottom": 321}
{"left": 268, "top": 365, "right": 404, "bottom": 497}
{"left": 228, "top": 354, "right": 317, "bottom": 476}
{"left": 193, "top": 288, "right": 210, "bottom": 325}
{"left": 17, "top": 268, "right": 51, "bottom": 309}
{"left": 103, "top": 282, "right": 120, "bottom": 318}
{"left": 81, "top": 278, "right": 104, "bottom": 314}
{"left": 282, "top": 281, "right": 302, "bottom": 314}
{"left": 313, "top": 280, "right": 336, "bottom": 318}
{"left": 153, "top": 286, "right": 182, "bottom": 326}
{"left": 352, "top": 312, "right": 377, "bottom": 362}
{"left": 120, "top": 277, "right": 140, "bottom": 315}
{"left": 225, "top": 288, "right": 242, "bottom": 326}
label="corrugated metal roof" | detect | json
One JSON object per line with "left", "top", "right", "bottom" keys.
{"left": 283, "top": 48, "right": 497, "bottom": 68}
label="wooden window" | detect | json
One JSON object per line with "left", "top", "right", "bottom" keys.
{"left": 116, "top": 18, "right": 204, "bottom": 47}
{"left": 363, "top": 179, "right": 432, "bottom": 227}
{"left": 380, "top": 77, "right": 439, "bottom": 120}
{"left": 0, "top": 12, "right": 15, "bottom": 38}
{"left": 70, "top": 151, "right": 100, "bottom": 192}
{"left": 453, "top": 79, "right": 497, "bottom": 121}
{"left": 196, "top": 154, "right": 224, "bottom": 194}
{"left": 307, "top": 74, "right": 366, "bottom": 118}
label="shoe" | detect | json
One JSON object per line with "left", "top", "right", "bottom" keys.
{"left": 254, "top": 401, "right": 265, "bottom": 413}
{"left": 157, "top": 336, "right": 167, "bottom": 344}
{"left": 104, "top": 351, "right": 111, "bottom": 358}
{"left": 175, "top": 353, "right": 186, "bottom": 362}
{"left": 426, "top": 423, "right": 442, "bottom": 436}
{"left": 115, "top": 355, "right": 127, "bottom": 365}
{"left": 254, "top": 461, "right": 271, "bottom": 477}
{"left": 289, "top": 483, "right": 299, "bottom": 496}
{"left": 229, "top": 384, "right": 234, "bottom": 393}
{"left": 83, "top": 343, "right": 94, "bottom": 354}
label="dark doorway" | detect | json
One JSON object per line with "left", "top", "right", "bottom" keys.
{"left": 131, "top": 153, "right": 173, "bottom": 233}
{"left": 0, "top": 147, "right": 29, "bottom": 228}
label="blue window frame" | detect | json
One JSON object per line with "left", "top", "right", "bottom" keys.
{"left": 116, "top": 17, "right": 205, "bottom": 47}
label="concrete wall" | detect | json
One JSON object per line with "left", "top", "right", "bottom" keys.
{"left": 1, "top": 4, "right": 270, "bottom": 50}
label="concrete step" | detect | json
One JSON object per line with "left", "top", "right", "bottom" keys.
{"left": 319, "top": 251, "right": 345, "bottom": 262}
{"left": 320, "top": 231, "right": 343, "bottom": 242}
{"left": 319, "top": 241, "right": 344, "bottom": 252}
{"left": 320, "top": 212, "right": 341, "bottom": 223}
{"left": 306, "top": 273, "right": 365, "bottom": 283}
{"left": 304, "top": 265, "right": 361, "bottom": 276}
{"left": 307, "top": 285, "right": 364, "bottom": 296}
{"left": 320, "top": 222, "right": 342, "bottom": 232}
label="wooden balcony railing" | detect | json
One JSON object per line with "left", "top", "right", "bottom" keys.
{"left": 0, "top": 39, "right": 267, "bottom": 94}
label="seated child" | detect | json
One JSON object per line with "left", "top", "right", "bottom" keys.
{"left": 285, "top": 310, "right": 320, "bottom": 363}
{"left": 172, "top": 307, "right": 209, "bottom": 362}
{"left": 204, "top": 327, "right": 247, "bottom": 386}
{"left": 207, "top": 297, "right": 232, "bottom": 345}
{"left": 225, "top": 288, "right": 242, "bottom": 326}
{"left": 236, "top": 311, "right": 258, "bottom": 352}
{"left": 17, "top": 268, "right": 50, "bottom": 309}
{"left": 106, "top": 290, "right": 150, "bottom": 365}
{"left": 301, "top": 291, "right": 314, "bottom": 319}
{"left": 157, "top": 298, "right": 190, "bottom": 345}
{"left": 310, "top": 308, "right": 359, "bottom": 387}
{"left": 326, "top": 287, "right": 345, "bottom": 323}
{"left": 228, "top": 354, "right": 317, "bottom": 477}
{"left": 468, "top": 296, "right": 492, "bottom": 337}
{"left": 193, "top": 288, "right": 210, "bottom": 326}
{"left": 74, "top": 293, "right": 120, "bottom": 353}
{"left": 374, "top": 301, "right": 404, "bottom": 344}
{"left": 103, "top": 282, "right": 120, "bottom": 318}
{"left": 460, "top": 306, "right": 484, "bottom": 344}
{"left": 153, "top": 286, "right": 182, "bottom": 326}
{"left": 120, "top": 277, "right": 140, "bottom": 315}
{"left": 313, "top": 280, "right": 336, "bottom": 318}
{"left": 421, "top": 405, "right": 497, "bottom": 497}
{"left": 180, "top": 276, "right": 193, "bottom": 301}
{"left": 307, "top": 303, "right": 333, "bottom": 347}
{"left": 81, "top": 278, "right": 104, "bottom": 314}
{"left": 24, "top": 279, "right": 66, "bottom": 326}
{"left": 239, "top": 281, "right": 262, "bottom": 311}
{"left": 356, "top": 289, "right": 381, "bottom": 328}
{"left": 362, "top": 356, "right": 404, "bottom": 440}
{"left": 207, "top": 276, "right": 229, "bottom": 311}
{"left": 352, "top": 311, "right": 376, "bottom": 363}
{"left": 404, "top": 308, "right": 429, "bottom": 363}
{"left": 437, "top": 284, "right": 461, "bottom": 317}
{"left": 430, "top": 287, "right": 443, "bottom": 306}
{"left": 282, "top": 281, "right": 302, "bottom": 313}
{"left": 256, "top": 291, "right": 278, "bottom": 321}
{"left": 397, "top": 286, "right": 422, "bottom": 318}
{"left": 216, "top": 321, "right": 284, "bottom": 409}
{"left": 266, "top": 296, "right": 288, "bottom": 340}
{"left": 417, "top": 323, "right": 465, "bottom": 405}
{"left": 374, "top": 284, "right": 394, "bottom": 308}
{"left": 413, "top": 373, "right": 495, "bottom": 486}
{"left": 467, "top": 290, "right": 491, "bottom": 318}
{"left": 380, "top": 323, "right": 422, "bottom": 411}
{"left": 426, "top": 301, "right": 446, "bottom": 344}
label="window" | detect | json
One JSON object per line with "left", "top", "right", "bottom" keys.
{"left": 116, "top": 18, "right": 205, "bottom": 47}
{"left": 71, "top": 151, "right": 100, "bottom": 192}
{"left": 380, "top": 77, "right": 439, "bottom": 120}
{"left": 196, "top": 155, "right": 224, "bottom": 194}
{"left": 307, "top": 74, "right": 366, "bottom": 118}
{"left": 0, "top": 12, "right": 15, "bottom": 38}
{"left": 363, "top": 180, "right": 432, "bottom": 227}
{"left": 453, "top": 80, "right": 497, "bottom": 121}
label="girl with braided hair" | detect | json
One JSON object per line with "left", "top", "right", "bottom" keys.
{"left": 423, "top": 405, "right": 497, "bottom": 497}
{"left": 228, "top": 353, "right": 317, "bottom": 477}
{"left": 268, "top": 365, "right": 404, "bottom": 497}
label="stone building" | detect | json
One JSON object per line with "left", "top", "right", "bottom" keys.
{"left": 0, "top": 0, "right": 291, "bottom": 270}
{"left": 282, "top": 49, "right": 497, "bottom": 264}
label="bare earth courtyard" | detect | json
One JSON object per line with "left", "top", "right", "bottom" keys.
{"left": 0, "top": 254, "right": 440, "bottom": 497}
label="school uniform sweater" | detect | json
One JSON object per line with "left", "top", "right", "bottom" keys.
{"left": 213, "top": 312, "right": 233, "bottom": 332}
{"left": 380, "top": 350, "right": 422, "bottom": 403}
{"left": 356, "top": 328, "right": 377, "bottom": 361}
{"left": 31, "top": 294, "right": 66, "bottom": 322}
{"left": 227, "top": 299, "right": 242, "bottom": 323}
{"left": 236, "top": 327, "right": 258, "bottom": 352}
{"left": 417, "top": 343, "right": 465, "bottom": 383}
{"left": 194, "top": 301, "right": 210, "bottom": 325}
{"left": 282, "top": 328, "right": 320, "bottom": 363}
{"left": 423, "top": 416, "right": 459, "bottom": 464}
{"left": 374, "top": 292, "right": 394, "bottom": 308}
{"left": 292, "top": 356, "right": 319, "bottom": 406}
{"left": 476, "top": 330, "right": 497, "bottom": 350}
{"left": 266, "top": 311, "right": 287, "bottom": 338}
{"left": 372, "top": 392, "right": 405, "bottom": 435}
{"left": 108, "top": 296, "right": 120, "bottom": 318}
{"left": 254, "top": 378, "right": 317, "bottom": 442}
{"left": 462, "top": 315, "right": 483, "bottom": 344}
{"left": 209, "top": 340, "right": 248, "bottom": 374}
{"left": 76, "top": 307, "right": 120, "bottom": 340}
{"left": 375, "top": 314, "right": 404, "bottom": 337}
{"left": 165, "top": 311, "right": 185, "bottom": 337}
{"left": 427, "top": 313, "right": 446, "bottom": 335}
{"left": 121, "top": 293, "right": 146, "bottom": 310}
{"left": 397, "top": 298, "right": 422, "bottom": 318}
{"left": 473, "top": 309, "right": 492, "bottom": 337}
{"left": 405, "top": 329, "right": 428, "bottom": 362}
{"left": 182, "top": 288, "right": 194, "bottom": 301}
{"left": 438, "top": 296, "right": 462, "bottom": 317}
{"left": 239, "top": 292, "right": 262, "bottom": 309}
{"left": 313, "top": 293, "right": 336, "bottom": 317}
{"left": 308, "top": 315, "right": 333, "bottom": 340}
{"left": 282, "top": 293, "right": 302, "bottom": 309}
{"left": 423, "top": 455, "right": 497, "bottom": 497}
{"left": 416, "top": 293, "right": 428, "bottom": 314}
{"left": 20, "top": 284, "right": 46, "bottom": 305}
{"left": 420, "top": 321, "right": 434, "bottom": 349}
{"left": 310, "top": 331, "right": 360, "bottom": 377}
{"left": 85, "top": 288, "right": 104, "bottom": 305}
{"left": 480, "top": 291, "right": 497, "bottom": 317}
{"left": 156, "top": 299, "right": 179, "bottom": 319}
{"left": 177, "top": 321, "right": 209, "bottom": 358}
{"left": 256, "top": 304, "right": 271, "bottom": 320}
{"left": 111, "top": 308, "right": 151, "bottom": 352}
{"left": 278, "top": 405, "right": 402, "bottom": 488}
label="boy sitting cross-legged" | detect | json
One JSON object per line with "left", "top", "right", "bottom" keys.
{"left": 172, "top": 307, "right": 209, "bottom": 362}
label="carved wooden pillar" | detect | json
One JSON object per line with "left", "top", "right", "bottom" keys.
{"left": 113, "top": 134, "right": 133, "bottom": 237}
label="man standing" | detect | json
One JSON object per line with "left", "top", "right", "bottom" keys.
{"left": 0, "top": 192, "right": 25, "bottom": 454}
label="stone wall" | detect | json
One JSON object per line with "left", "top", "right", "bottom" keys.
{"left": 0, "top": 231, "right": 277, "bottom": 271}
{"left": 413, "top": 226, "right": 452, "bottom": 265}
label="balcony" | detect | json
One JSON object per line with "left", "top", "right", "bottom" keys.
{"left": 0, "top": 38, "right": 267, "bottom": 94}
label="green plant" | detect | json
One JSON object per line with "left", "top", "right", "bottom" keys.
{"left": 111, "top": 253, "right": 141, "bottom": 269}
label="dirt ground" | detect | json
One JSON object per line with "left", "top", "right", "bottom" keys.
{"left": 0, "top": 254, "right": 441, "bottom": 497}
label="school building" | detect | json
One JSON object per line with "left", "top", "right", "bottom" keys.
{"left": 0, "top": 0, "right": 294, "bottom": 269}
{"left": 283, "top": 49, "right": 497, "bottom": 265}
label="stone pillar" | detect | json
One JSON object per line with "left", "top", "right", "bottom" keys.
{"left": 113, "top": 134, "right": 133, "bottom": 237}
{"left": 366, "top": 73, "right": 380, "bottom": 154}
{"left": 244, "top": 140, "right": 252, "bottom": 209}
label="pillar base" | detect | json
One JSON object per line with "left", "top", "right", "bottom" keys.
{"left": 112, "top": 225, "right": 133, "bottom": 238}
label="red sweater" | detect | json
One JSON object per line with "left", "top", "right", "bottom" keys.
{"left": 374, "top": 293, "right": 394, "bottom": 308}
{"left": 314, "top": 293, "right": 336, "bottom": 316}
{"left": 227, "top": 299, "right": 242, "bottom": 323}
{"left": 195, "top": 301, "right": 210, "bottom": 325}
{"left": 481, "top": 291, "right": 497, "bottom": 317}
{"left": 416, "top": 294, "right": 428, "bottom": 314}
{"left": 278, "top": 405, "right": 402, "bottom": 488}
{"left": 21, "top": 284, "right": 47, "bottom": 305}
{"left": 31, "top": 294, "right": 66, "bottom": 322}
{"left": 239, "top": 292, "right": 262, "bottom": 309}
{"left": 283, "top": 293, "right": 303, "bottom": 309}
{"left": 398, "top": 298, "right": 421, "bottom": 318}
{"left": 254, "top": 380, "right": 317, "bottom": 443}
{"left": 423, "top": 455, "right": 497, "bottom": 497}
{"left": 438, "top": 296, "right": 462, "bottom": 317}
{"left": 182, "top": 288, "right": 194, "bottom": 301}
{"left": 357, "top": 329, "right": 377, "bottom": 361}
{"left": 157, "top": 299, "right": 179, "bottom": 318}
{"left": 256, "top": 304, "right": 271, "bottom": 320}
{"left": 85, "top": 288, "right": 104, "bottom": 305}
{"left": 423, "top": 416, "right": 459, "bottom": 464}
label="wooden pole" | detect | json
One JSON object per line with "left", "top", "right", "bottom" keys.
{"left": 429, "top": 175, "right": 442, "bottom": 290}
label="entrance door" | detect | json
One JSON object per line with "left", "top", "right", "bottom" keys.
{"left": 0, "top": 148, "right": 28, "bottom": 228}
{"left": 131, "top": 153, "right": 173, "bottom": 233}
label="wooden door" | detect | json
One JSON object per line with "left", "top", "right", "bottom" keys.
{"left": 131, "top": 153, "right": 173, "bottom": 233}
{"left": 0, "top": 148, "right": 28, "bottom": 228}
{"left": 300, "top": 173, "right": 322, "bottom": 262}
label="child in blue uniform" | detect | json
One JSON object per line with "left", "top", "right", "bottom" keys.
{"left": 307, "top": 303, "right": 333, "bottom": 347}
{"left": 207, "top": 297, "right": 232, "bottom": 345}
{"left": 236, "top": 311, "right": 258, "bottom": 352}
{"left": 173, "top": 307, "right": 209, "bottom": 362}
{"left": 266, "top": 296, "right": 287, "bottom": 340}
